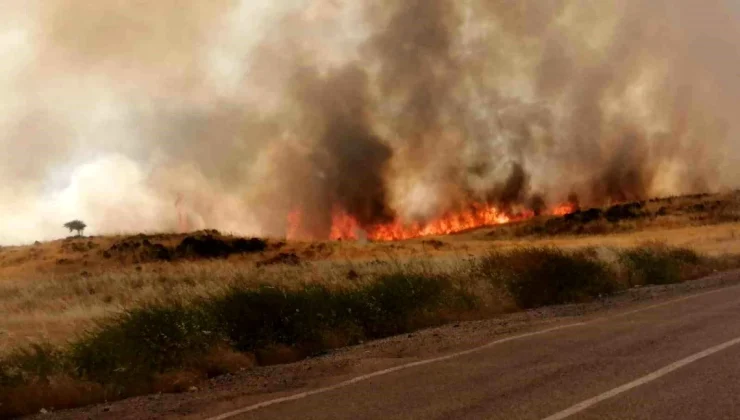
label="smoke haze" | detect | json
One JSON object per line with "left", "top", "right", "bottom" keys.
{"left": 1, "top": 0, "right": 739, "bottom": 244}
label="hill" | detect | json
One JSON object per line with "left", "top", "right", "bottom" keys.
{"left": 2, "top": 192, "right": 740, "bottom": 416}
{"left": 0, "top": 191, "right": 738, "bottom": 353}
{"left": 3, "top": 191, "right": 740, "bottom": 280}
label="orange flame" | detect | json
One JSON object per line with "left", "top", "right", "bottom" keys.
{"left": 286, "top": 209, "right": 304, "bottom": 240}
{"left": 287, "top": 201, "right": 576, "bottom": 242}
{"left": 550, "top": 203, "right": 579, "bottom": 216}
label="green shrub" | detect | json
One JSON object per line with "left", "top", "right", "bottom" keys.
{"left": 619, "top": 245, "right": 702, "bottom": 286}
{"left": 70, "top": 304, "right": 218, "bottom": 389}
{"left": 0, "top": 343, "right": 66, "bottom": 387}
{"left": 479, "top": 247, "right": 618, "bottom": 309}
{"left": 341, "top": 273, "right": 450, "bottom": 338}
{"left": 209, "top": 273, "right": 451, "bottom": 351}
{"left": 666, "top": 247, "right": 703, "bottom": 265}
{"left": 207, "top": 284, "right": 344, "bottom": 352}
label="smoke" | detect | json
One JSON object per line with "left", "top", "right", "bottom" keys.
{"left": 1, "top": 0, "right": 739, "bottom": 244}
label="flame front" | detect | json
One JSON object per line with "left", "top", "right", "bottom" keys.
{"left": 287, "top": 202, "right": 576, "bottom": 242}
{"left": 551, "top": 203, "right": 579, "bottom": 216}
{"left": 357, "top": 204, "right": 519, "bottom": 241}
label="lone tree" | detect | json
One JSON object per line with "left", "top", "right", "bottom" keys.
{"left": 64, "top": 220, "right": 87, "bottom": 237}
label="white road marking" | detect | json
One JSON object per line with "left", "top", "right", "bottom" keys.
{"left": 206, "top": 284, "right": 740, "bottom": 420}
{"left": 541, "top": 335, "right": 740, "bottom": 420}
{"left": 206, "top": 323, "right": 586, "bottom": 420}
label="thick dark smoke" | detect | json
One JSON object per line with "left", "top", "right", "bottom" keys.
{"left": 1, "top": 0, "right": 739, "bottom": 244}
{"left": 286, "top": 65, "right": 394, "bottom": 238}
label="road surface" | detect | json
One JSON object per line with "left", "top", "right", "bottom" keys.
{"left": 207, "top": 283, "right": 740, "bottom": 420}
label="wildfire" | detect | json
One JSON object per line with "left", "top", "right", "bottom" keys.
{"left": 335, "top": 204, "right": 521, "bottom": 241}
{"left": 287, "top": 201, "right": 577, "bottom": 242}
{"left": 551, "top": 202, "right": 579, "bottom": 216}
{"left": 286, "top": 209, "right": 304, "bottom": 240}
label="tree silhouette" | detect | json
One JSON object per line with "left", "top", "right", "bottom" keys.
{"left": 64, "top": 220, "right": 87, "bottom": 236}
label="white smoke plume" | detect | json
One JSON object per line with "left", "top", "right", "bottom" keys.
{"left": 1, "top": 0, "right": 739, "bottom": 244}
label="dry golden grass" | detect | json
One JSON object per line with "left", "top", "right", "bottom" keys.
{"left": 0, "top": 256, "right": 485, "bottom": 353}
{"left": 2, "top": 191, "right": 740, "bottom": 354}
{"left": 2, "top": 236, "right": 738, "bottom": 417}
{"left": 474, "top": 222, "right": 740, "bottom": 255}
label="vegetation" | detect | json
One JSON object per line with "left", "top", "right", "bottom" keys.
{"left": 619, "top": 244, "right": 698, "bottom": 286}
{"left": 0, "top": 244, "right": 735, "bottom": 417}
{"left": 0, "top": 270, "right": 461, "bottom": 415}
{"left": 486, "top": 191, "right": 740, "bottom": 240}
{"left": 63, "top": 220, "right": 87, "bottom": 236}
{"left": 478, "top": 248, "right": 617, "bottom": 309}
{"left": 3, "top": 194, "right": 740, "bottom": 416}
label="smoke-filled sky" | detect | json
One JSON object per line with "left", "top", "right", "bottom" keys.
{"left": 1, "top": 0, "right": 739, "bottom": 244}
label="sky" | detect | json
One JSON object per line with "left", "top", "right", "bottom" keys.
{"left": 1, "top": 0, "right": 739, "bottom": 244}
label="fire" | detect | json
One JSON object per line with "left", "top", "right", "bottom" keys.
{"left": 344, "top": 204, "right": 523, "bottom": 242}
{"left": 286, "top": 209, "right": 304, "bottom": 240}
{"left": 286, "top": 201, "right": 577, "bottom": 242}
{"left": 551, "top": 203, "right": 579, "bottom": 216}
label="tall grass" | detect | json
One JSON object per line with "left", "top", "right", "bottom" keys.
{"left": 479, "top": 248, "right": 617, "bottom": 309}
{"left": 619, "top": 243, "right": 703, "bottom": 286}
{"left": 0, "top": 245, "right": 735, "bottom": 417}
{"left": 1, "top": 271, "right": 469, "bottom": 416}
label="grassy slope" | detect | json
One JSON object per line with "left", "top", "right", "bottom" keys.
{"left": 2, "top": 192, "right": 740, "bottom": 352}
{"left": 2, "top": 245, "right": 738, "bottom": 417}
{"left": 1, "top": 192, "right": 740, "bottom": 416}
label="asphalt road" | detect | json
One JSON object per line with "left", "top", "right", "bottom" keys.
{"left": 211, "top": 284, "right": 740, "bottom": 420}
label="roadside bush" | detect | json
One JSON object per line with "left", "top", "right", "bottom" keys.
{"left": 342, "top": 273, "right": 450, "bottom": 338}
{"left": 32, "top": 270, "right": 452, "bottom": 401}
{"left": 0, "top": 343, "right": 66, "bottom": 387}
{"left": 70, "top": 304, "right": 219, "bottom": 390}
{"left": 479, "top": 247, "right": 619, "bottom": 309}
{"left": 208, "top": 284, "right": 343, "bottom": 352}
{"left": 619, "top": 244, "right": 702, "bottom": 286}
{"left": 0, "top": 344, "right": 93, "bottom": 418}
{"left": 210, "top": 272, "right": 451, "bottom": 351}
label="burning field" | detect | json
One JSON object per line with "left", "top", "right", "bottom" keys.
{"left": 286, "top": 202, "right": 576, "bottom": 242}
{"left": 2, "top": 191, "right": 740, "bottom": 417}
{"left": 2, "top": 0, "right": 740, "bottom": 245}
{"left": 4, "top": 1, "right": 740, "bottom": 416}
